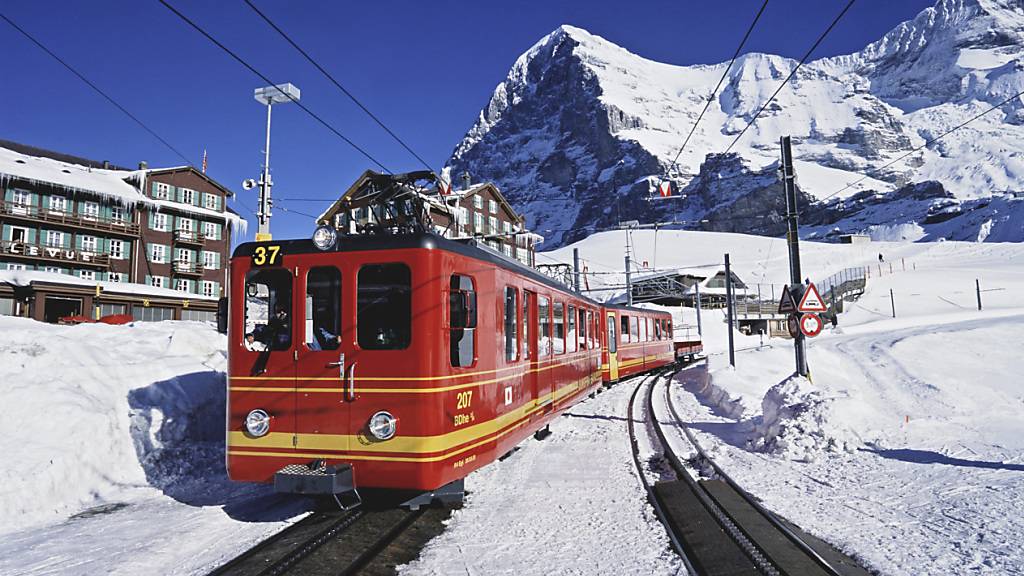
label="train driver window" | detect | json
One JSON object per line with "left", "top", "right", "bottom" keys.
{"left": 305, "top": 267, "right": 341, "bottom": 351}
{"left": 553, "top": 302, "right": 565, "bottom": 354}
{"left": 607, "top": 315, "right": 617, "bottom": 354}
{"left": 244, "top": 268, "right": 292, "bottom": 351}
{"left": 358, "top": 263, "right": 411, "bottom": 350}
{"left": 621, "top": 315, "right": 630, "bottom": 344}
{"left": 504, "top": 287, "right": 518, "bottom": 362}
{"left": 450, "top": 274, "right": 477, "bottom": 367}
{"left": 538, "top": 296, "right": 551, "bottom": 356}
{"left": 567, "top": 305, "right": 577, "bottom": 353}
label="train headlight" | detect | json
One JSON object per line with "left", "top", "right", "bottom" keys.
{"left": 312, "top": 225, "right": 337, "bottom": 250}
{"left": 245, "top": 409, "right": 271, "bottom": 437}
{"left": 368, "top": 411, "right": 397, "bottom": 441}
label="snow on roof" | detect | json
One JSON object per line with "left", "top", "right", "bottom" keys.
{"left": 0, "top": 270, "right": 218, "bottom": 301}
{"left": 0, "top": 145, "right": 247, "bottom": 236}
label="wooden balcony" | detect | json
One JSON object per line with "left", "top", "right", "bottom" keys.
{"left": 173, "top": 229, "right": 206, "bottom": 247}
{"left": 0, "top": 201, "right": 139, "bottom": 236}
{"left": 0, "top": 239, "right": 111, "bottom": 268}
{"left": 172, "top": 260, "right": 205, "bottom": 276}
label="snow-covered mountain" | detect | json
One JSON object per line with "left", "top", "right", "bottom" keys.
{"left": 445, "top": 0, "right": 1024, "bottom": 247}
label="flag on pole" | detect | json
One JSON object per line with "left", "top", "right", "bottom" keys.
{"left": 658, "top": 181, "right": 671, "bottom": 198}
{"left": 438, "top": 178, "right": 451, "bottom": 196}
{"left": 202, "top": 149, "right": 208, "bottom": 173}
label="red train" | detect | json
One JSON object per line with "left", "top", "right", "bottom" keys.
{"left": 225, "top": 228, "right": 685, "bottom": 506}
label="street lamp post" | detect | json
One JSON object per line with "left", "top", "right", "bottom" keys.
{"left": 251, "top": 83, "right": 300, "bottom": 242}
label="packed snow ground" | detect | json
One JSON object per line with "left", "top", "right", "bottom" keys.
{"left": 0, "top": 319, "right": 307, "bottom": 575}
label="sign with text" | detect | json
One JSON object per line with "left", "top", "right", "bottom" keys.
{"left": 798, "top": 283, "right": 827, "bottom": 313}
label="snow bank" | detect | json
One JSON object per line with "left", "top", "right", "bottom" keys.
{"left": 748, "top": 375, "right": 852, "bottom": 461}
{"left": 0, "top": 317, "right": 228, "bottom": 534}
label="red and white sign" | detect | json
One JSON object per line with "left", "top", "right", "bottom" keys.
{"left": 658, "top": 181, "right": 672, "bottom": 197}
{"left": 798, "top": 282, "right": 827, "bottom": 313}
{"left": 800, "top": 313, "right": 823, "bottom": 337}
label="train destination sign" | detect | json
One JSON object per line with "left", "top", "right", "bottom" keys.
{"left": 800, "top": 313, "right": 823, "bottom": 337}
{"left": 798, "top": 283, "right": 827, "bottom": 313}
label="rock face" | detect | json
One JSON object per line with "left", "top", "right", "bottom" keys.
{"left": 445, "top": 0, "right": 1024, "bottom": 247}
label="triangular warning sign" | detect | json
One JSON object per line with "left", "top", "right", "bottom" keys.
{"left": 658, "top": 181, "right": 672, "bottom": 197}
{"left": 798, "top": 283, "right": 827, "bottom": 312}
{"left": 778, "top": 285, "right": 798, "bottom": 314}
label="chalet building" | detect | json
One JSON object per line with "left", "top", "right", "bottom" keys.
{"left": 0, "top": 140, "right": 244, "bottom": 323}
{"left": 317, "top": 170, "right": 543, "bottom": 266}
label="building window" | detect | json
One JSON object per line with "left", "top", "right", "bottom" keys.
{"left": 203, "top": 193, "right": 219, "bottom": 211}
{"left": 152, "top": 213, "right": 169, "bottom": 232}
{"left": 176, "top": 248, "right": 191, "bottom": 263}
{"left": 202, "top": 280, "right": 217, "bottom": 297}
{"left": 489, "top": 216, "right": 497, "bottom": 234}
{"left": 109, "top": 239, "right": 124, "bottom": 260}
{"left": 489, "top": 199, "right": 497, "bottom": 214}
{"left": 358, "top": 263, "right": 411, "bottom": 350}
{"left": 108, "top": 272, "right": 123, "bottom": 283}
{"left": 502, "top": 244, "right": 512, "bottom": 257}
{"left": 48, "top": 195, "right": 67, "bottom": 213}
{"left": 202, "top": 250, "right": 218, "bottom": 270}
{"left": 10, "top": 226, "right": 28, "bottom": 243}
{"left": 111, "top": 206, "right": 126, "bottom": 222}
{"left": 180, "top": 188, "right": 195, "bottom": 205}
{"left": 79, "top": 270, "right": 95, "bottom": 281}
{"left": 45, "top": 230, "right": 64, "bottom": 248}
{"left": 6, "top": 263, "right": 28, "bottom": 271}
{"left": 177, "top": 217, "right": 194, "bottom": 232}
{"left": 150, "top": 244, "right": 166, "bottom": 264}
{"left": 202, "top": 221, "right": 218, "bottom": 240}
{"left": 503, "top": 221, "right": 511, "bottom": 234}
{"left": 473, "top": 212, "right": 483, "bottom": 232}
{"left": 472, "top": 195, "right": 482, "bottom": 210}
{"left": 80, "top": 235, "right": 98, "bottom": 253}
{"left": 153, "top": 182, "right": 171, "bottom": 200}
{"left": 517, "top": 247, "right": 528, "bottom": 263}
{"left": 449, "top": 274, "right": 476, "bottom": 367}
{"left": 133, "top": 306, "right": 174, "bottom": 322}
{"left": 83, "top": 202, "right": 99, "bottom": 220}
{"left": 43, "top": 266, "right": 61, "bottom": 274}
{"left": 175, "top": 278, "right": 190, "bottom": 293}
{"left": 99, "top": 303, "right": 126, "bottom": 316}
{"left": 12, "top": 189, "right": 31, "bottom": 206}
{"left": 149, "top": 276, "right": 165, "bottom": 288}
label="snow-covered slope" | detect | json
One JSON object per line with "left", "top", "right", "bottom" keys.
{"left": 446, "top": 0, "right": 1024, "bottom": 247}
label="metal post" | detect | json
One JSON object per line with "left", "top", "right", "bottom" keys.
{"left": 725, "top": 253, "right": 736, "bottom": 367}
{"left": 976, "top": 279, "right": 982, "bottom": 311}
{"left": 890, "top": 288, "right": 896, "bottom": 318}
{"left": 257, "top": 102, "right": 273, "bottom": 241}
{"left": 625, "top": 253, "right": 632, "bottom": 306}
{"left": 780, "top": 136, "right": 807, "bottom": 376}
{"left": 695, "top": 284, "right": 703, "bottom": 337}
{"left": 573, "top": 248, "right": 581, "bottom": 293}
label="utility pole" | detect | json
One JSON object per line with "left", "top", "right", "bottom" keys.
{"left": 725, "top": 253, "right": 735, "bottom": 367}
{"left": 695, "top": 283, "right": 703, "bottom": 337}
{"left": 780, "top": 135, "right": 808, "bottom": 376}
{"left": 625, "top": 253, "right": 632, "bottom": 306}
{"left": 573, "top": 248, "right": 581, "bottom": 293}
{"left": 252, "top": 83, "right": 300, "bottom": 242}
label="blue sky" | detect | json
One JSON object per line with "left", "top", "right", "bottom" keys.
{"left": 1, "top": 0, "right": 934, "bottom": 242}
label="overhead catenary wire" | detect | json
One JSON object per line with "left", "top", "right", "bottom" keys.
{"left": 243, "top": 0, "right": 436, "bottom": 174}
{"left": 0, "top": 10, "right": 194, "bottom": 167}
{"left": 157, "top": 0, "right": 392, "bottom": 174}
{"left": 663, "top": 0, "right": 769, "bottom": 179}
{"left": 722, "top": 0, "right": 856, "bottom": 155}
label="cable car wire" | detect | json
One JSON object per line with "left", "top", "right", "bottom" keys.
{"left": 243, "top": 0, "right": 436, "bottom": 174}
{"left": 0, "top": 11, "right": 194, "bottom": 167}
{"left": 157, "top": 0, "right": 392, "bottom": 173}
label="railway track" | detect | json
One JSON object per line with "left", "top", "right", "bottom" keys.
{"left": 628, "top": 364, "right": 871, "bottom": 576}
{"left": 207, "top": 504, "right": 450, "bottom": 576}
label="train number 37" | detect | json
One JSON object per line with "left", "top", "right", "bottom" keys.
{"left": 456, "top": 391, "right": 473, "bottom": 410}
{"left": 252, "top": 245, "right": 282, "bottom": 266}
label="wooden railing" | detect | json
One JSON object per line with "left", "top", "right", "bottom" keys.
{"left": 0, "top": 201, "right": 139, "bottom": 235}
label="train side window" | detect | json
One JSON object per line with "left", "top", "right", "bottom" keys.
{"left": 621, "top": 315, "right": 630, "bottom": 344}
{"left": 577, "top": 308, "right": 586, "bottom": 350}
{"left": 553, "top": 301, "right": 565, "bottom": 354}
{"left": 450, "top": 274, "right": 477, "bottom": 367}
{"left": 358, "top": 263, "right": 411, "bottom": 350}
{"left": 244, "top": 268, "right": 292, "bottom": 351}
{"left": 504, "top": 286, "right": 518, "bottom": 362}
{"left": 522, "top": 291, "right": 532, "bottom": 359}
{"left": 655, "top": 318, "right": 662, "bottom": 340}
{"left": 585, "top": 310, "right": 594, "bottom": 349}
{"left": 567, "top": 305, "right": 577, "bottom": 353}
{"left": 607, "top": 315, "right": 617, "bottom": 354}
{"left": 630, "top": 316, "right": 639, "bottom": 343}
{"left": 639, "top": 317, "right": 647, "bottom": 342}
{"left": 538, "top": 296, "right": 551, "bottom": 356}
{"left": 305, "top": 267, "right": 341, "bottom": 351}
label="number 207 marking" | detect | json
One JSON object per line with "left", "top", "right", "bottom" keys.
{"left": 252, "top": 245, "right": 282, "bottom": 266}
{"left": 456, "top": 391, "right": 473, "bottom": 410}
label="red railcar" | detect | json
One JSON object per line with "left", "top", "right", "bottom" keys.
{"left": 226, "top": 232, "right": 676, "bottom": 503}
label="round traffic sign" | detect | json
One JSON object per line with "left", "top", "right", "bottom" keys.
{"left": 800, "top": 313, "right": 823, "bottom": 338}
{"left": 787, "top": 313, "right": 801, "bottom": 338}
